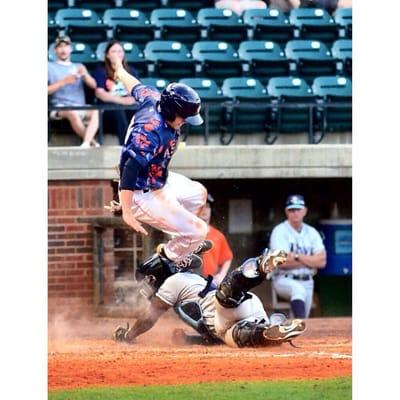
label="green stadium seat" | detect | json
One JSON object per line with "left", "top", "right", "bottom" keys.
{"left": 165, "top": 1, "right": 214, "bottom": 12}
{"left": 285, "top": 40, "right": 336, "bottom": 84}
{"left": 238, "top": 41, "right": 290, "bottom": 85}
{"left": 179, "top": 78, "right": 229, "bottom": 139}
{"left": 221, "top": 77, "right": 273, "bottom": 144}
{"left": 192, "top": 41, "right": 242, "bottom": 85}
{"left": 334, "top": 8, "right": 352, "bottom": 38}
{"left": 151, "top": 9, "right": 201, "bottom": 46}
{"left": 73, "top": 0, "right": 122, "bottom": 13}
{"left": 96, "top": 41, "right": 147, "bottom": 76}
{"left": 243, "top": 9, "right": 294, "bottom": 45}
{"left": 267, "top": 77, "right": 315, "bottom": 135}
{"left": 197, "top": 8, "right": 247, "bottom": 43}
{"left": 49, "top": 42, "right": 97, "bottom": 69}
{"left": 144, "top": 41, "right": 195, "bottom": 80}
{"left": 312, "top": 76, "right": 352, "bottom": 133}
{"left": 48, "top": 13, "right": 59, "bottom": 45}
{"left": 55, "top": 8, "right": 108, "bottom": 46}
{"left": 332, "top": 39, "right": 352, "bottom": 77}
{"left": 289, "top": 8, "right": 338, "bottom": 46}
{"left": 102, "top": 9, "right": 154, "bottom": 49}
{"left": 141, "top": 78, "right": 170, "bottom": 91}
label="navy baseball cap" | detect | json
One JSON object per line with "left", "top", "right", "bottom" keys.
{"left": 285, "top": 194, "right": 306, "bottom": 210}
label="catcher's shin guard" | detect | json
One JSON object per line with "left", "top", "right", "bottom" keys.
{"left": 227, "top": 319, "right": 306, "bottom": 348}
{"left": 215, "top": 259, "right": 265, "bottom": 308}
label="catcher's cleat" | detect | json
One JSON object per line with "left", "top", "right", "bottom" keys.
{"left": 113, "top": 322, "right": 130, "bottom": 342}
{"left": 193, "top": 239, "right": 213, "bottom": 255}
{"left": 263, "top": 319, "right": 306, "bottom": 342}
{"left": 257, "top": 249, "right": 288, "bottom": 275}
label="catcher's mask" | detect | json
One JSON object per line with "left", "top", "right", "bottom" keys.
{"left": 136, "top": 253, "right": 177, "bottom": 292}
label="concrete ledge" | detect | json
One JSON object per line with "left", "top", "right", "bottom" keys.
{"left": 48, "top": 144, "right": 352, "bottom": 180}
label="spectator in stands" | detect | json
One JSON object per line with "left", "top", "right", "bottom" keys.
{"left": 93, "top": 40, "right": 140, "bottom": 145}
{"left": 215, "top": 0, "right": 267, "bottom": 16}
{"left": 198, "top": 194, "right": 233, "bottom": 286}
{"left": 48, "top": 36, "right": 99, "bottom": 148}
{"left": 268, "top": 195, "right": 326, "bottom": 318}
{"left": 298, "top": 0, "right": 352, "bottom": 14}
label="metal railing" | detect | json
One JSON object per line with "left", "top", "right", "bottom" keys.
{"left": 48, "top": 100, "right": 352, "bottom": 146}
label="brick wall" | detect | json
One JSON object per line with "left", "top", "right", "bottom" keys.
{"left": 48, "top": 180, "right": 114, "bottom": 317}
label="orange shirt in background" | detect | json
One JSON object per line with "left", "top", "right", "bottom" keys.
{"left": 202, "top": 225, "right": 233, "bottom": 277}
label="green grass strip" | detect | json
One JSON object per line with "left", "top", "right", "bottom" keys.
{"left": 49, "top": 377, "right": 351, "bottom": 400}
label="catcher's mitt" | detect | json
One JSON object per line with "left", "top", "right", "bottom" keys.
{"left": 258, "top": 249, "right": 287, "bottom": 274}
{"left": 112, "top": 322, "right": 136, "bottom": 343}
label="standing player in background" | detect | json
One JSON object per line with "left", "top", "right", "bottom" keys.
{"left": 198, "top": 194, "right": 233, "bottom": 286}
{"left": 107, "top": 53, "right": 212, "bottom": 271}
{"left": 269, "top": 195, "right": 326, "bottom": 318}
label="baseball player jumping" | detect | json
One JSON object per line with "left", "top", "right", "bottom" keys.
{"left": 106, "top": 54, "right": 212, "bottom": 270}
{"left": 113, "top": 249, "right": 306, "bottom": 348}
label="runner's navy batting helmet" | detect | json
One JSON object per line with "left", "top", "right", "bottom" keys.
{"left": 159, "top": 83, "right": 203, "bottom": 125}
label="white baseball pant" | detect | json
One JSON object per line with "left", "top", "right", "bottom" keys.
{"left": 129, "top": 172, "right": 208, "bottom": 263}
{"left": 213, "top": 292, "right": 269, "bottom": 347}
{"left": 272, "top": 276, "right": 314, "bottom": 318}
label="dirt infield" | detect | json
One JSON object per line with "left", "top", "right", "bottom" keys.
{"left": 48, "top": 314, "right": 352, "bottom": 390}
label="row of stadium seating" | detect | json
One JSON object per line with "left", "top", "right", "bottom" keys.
{"left": 48, "top": 7, "right": 352, "bottom": 46}
{"left": 48, "top": 39, "right": 352, "bottom": 84}
{"left": 49, "top": 76, "right": 351, "bottom": 145}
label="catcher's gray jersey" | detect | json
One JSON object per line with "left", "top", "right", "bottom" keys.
{"left": 156, "top": 271, "right": 268, "bottom": 339}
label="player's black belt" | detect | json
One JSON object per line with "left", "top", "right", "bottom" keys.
{"left": 283, "top": 274, "right": 312, "bottom": 281}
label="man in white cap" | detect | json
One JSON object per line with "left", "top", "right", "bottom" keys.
{"left": 269, "top": 194, "right": 327, "bottom": 318}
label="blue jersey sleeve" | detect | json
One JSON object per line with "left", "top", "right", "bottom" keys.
{"left": 131, "top": 84, "right": 161, "bottom": 104}
{"left": 123, "top": 129, "right": 160, "bottom": 169}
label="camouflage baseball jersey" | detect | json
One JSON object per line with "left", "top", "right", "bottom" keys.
{"left": 119, "top": 84, "right": 180, "bottom": 191}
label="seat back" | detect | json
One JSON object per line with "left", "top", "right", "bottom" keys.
{"left": 334, "top": 7, "right": 352, "bottom": 38}
{"left": 268, "top": 77, "right": 313, "bottom": 98}
{"left": 312, "top": 76, "right": 352, "bottom": 98}
{"left": 141, "top": 78, "right": 170, "bottom": 92}
{"left": 166, "top": 0, "right": 214, "bottom": 11}
{"left": 285, "top": 40, "right": 332, "bottom": 61}
{"left": 268, "top": 77, "right": 314, "bottom": 133}
{"left": 55, "top": 8, "right": 103, "bottom": 27}
{"left": 179, "top": 78, "right": 224, "bottom": 100}
{"left": 332, "top": 39, "right": 352, "bottom": 76}
{"left": 151, "top": 8, "right": 200, "bottom": 45}
{"left": 144, "top": 41, "right": 194, "bottom": 79}
{"left": 192, "top": 41, "right": 241, "bottom": 84}
{"left": 290, "top": 8, "right": 338, "bottom": 44}
{"left": 192, "top": 41, "right": 238, "bottom": 62}
{"left": 243, "top": 8, "right": 293, "bottom": 44}
{"left": 313, "top": 76, "right": 352, "bottom": 132}
{"left": 123, "top": 0, "right": 163, "bottom": 12}
{"left": 103, "top": 8, "right": 149, "bottom": 27}
{"left": 197, "top": 8, "right": 247, "bottom": 42}
{"left": 222, "top": 77, "right": 267, "bottom": 100}
{"left": 239, "top": 41, "right": 289, "bottom": 84}
{"left": 221, "top": 77, "right": 271, "bottom": 136}
{"left": 103, "top": 8, "right": 153, "bottom": 47}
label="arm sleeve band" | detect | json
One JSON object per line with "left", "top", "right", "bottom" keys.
{"left": 120, "top": 157, "right": 142, "bottom": 191}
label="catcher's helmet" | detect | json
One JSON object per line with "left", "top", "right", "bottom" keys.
{"left": 159, "top": 83, "right": 203, "bottom": 126}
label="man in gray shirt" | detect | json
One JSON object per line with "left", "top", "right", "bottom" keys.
{"left": 48, "top": 36, "right": 99, "bottom": 148}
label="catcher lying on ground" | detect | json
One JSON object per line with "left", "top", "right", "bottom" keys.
{"left": 113, "top": 249, "right": 306, "bottom": 348}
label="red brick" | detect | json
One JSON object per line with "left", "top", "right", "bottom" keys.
{"left": 66, "top": 240, "right": 85, "bottom": 247}
{"left": 49, "top": 225, "right": 65, "bottom": 232}
{"left": 65, "top": 255, "right": 86, "bottom": 261}
{"left": 56, "top": 248, "right": 75, "bottom": 254}
{"left": 48, "top": 255, "right": 65, "bottom": 262}
{"left": 49, "top": 241, "right": 65, "bottom": 247}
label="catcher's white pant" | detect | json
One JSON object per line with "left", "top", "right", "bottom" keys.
{"left": 130, "top": 172, "right": 208, "bottom": 263}
{"left": 272, "top": 276, "right": 314, "bottom": 318}
{"left": 214, "top": 293, "right": 269, "bottom": 348}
